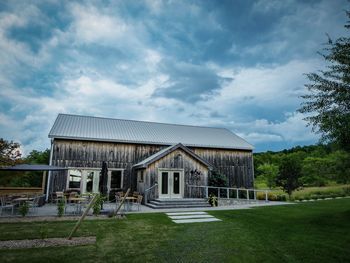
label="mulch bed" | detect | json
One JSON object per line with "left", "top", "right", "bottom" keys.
{"left": 0, "top": 236, "right": 96, "bottom": 250}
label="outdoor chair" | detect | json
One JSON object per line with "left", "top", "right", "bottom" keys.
{"left": 115, "top": 194, "right": 121, "bottom": 208}
{"left": 68, "top": 192, "right": 78, "bottom": 203}
{"left": 53, "top": 191, "right": 64, "bottom": 204}
{"left": 116, "top": 191, "right": 124, "bottom": 198}
{"left": 27, "top": 195, "right": 40, "bottom": 214}
{"left": 133, "top": 192, "right": 140, "bottom": 202}
{"left": 136, "top": 195, "right": 143, "bottom": 211}
{"left": 0, "top": 196, "right": 14, "bottom": 216}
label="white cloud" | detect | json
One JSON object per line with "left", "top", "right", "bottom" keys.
{"left": 69, "top": 3, "right": 129, "bottom": 44}
{"left": 204, "top": 59, "right": 323, "bottom": 116}
{"left": 3, "top": 0, "right": 341, "bottom": 154}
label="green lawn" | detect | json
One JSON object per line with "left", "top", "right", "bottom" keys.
{"left": 1, "top": 199, "right": 349, "bottom": 263}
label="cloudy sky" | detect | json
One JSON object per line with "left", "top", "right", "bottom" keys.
{"left": 0, "top": 0, "right": 348, "bottom": 154}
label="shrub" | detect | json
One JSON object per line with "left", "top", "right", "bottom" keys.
{"left": 208, "top": 170, "right": 227, "bottom": 196}
{"left": 310, "top": 195, "right": 318, "bottom": 200}
{"left": 256, "top": 192, "right": 266, "bottom": 200}
{"left": 239, "top": 190, "right": 247, "bottom": 199}
{"left": 267, "top": 193, "right": 277, "bottom": 201}
{"left": 39, "top": 224, "right": 49, "bottom": 239}
{"left": 19, "top": 202, "right": 29, "bottom": 217}
{"left": 57, "top": 198, "right": 65, "bottom": 217}
{"left": 208, "top": 194, "right": 218, "bottom": 207}
{"left": 93, "top": 194, "right": 103, "bottom": 216}
{"left": 343, "top": 186, "right": 350, "bottom": 196}
{"left": 276, "top": 194, "right": 287, "bottom": 201}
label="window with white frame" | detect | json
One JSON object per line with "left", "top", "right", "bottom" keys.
{"left": 68, "top": 170, "right": 82, "bottom": 189}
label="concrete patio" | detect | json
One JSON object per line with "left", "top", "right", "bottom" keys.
{"left": 0, "top": 200, "right": 292, "bottom": 219}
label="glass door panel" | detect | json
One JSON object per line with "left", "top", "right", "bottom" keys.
{"left": 158, "top": 170, "right": 182, "bottom": 198}
{"left": 173, "top": 172, "right": 180, "bottom": 194}
{"left": 161, "top": 172, "right": 169, "bottom": 195}
{"left": 86, "top": 171, "right": 94, "bottom": 193}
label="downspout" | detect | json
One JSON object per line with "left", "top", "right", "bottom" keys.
{"left": 251, "top": 151, "right": 255, "bottom": 188}
{"left": 45, "top": 139, "right": 54, "bottom": 202}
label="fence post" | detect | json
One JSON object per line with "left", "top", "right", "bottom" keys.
{"left": 68, "top": 194, "right": 98, "bottom": 240}
{"left": 254, "top": 190, "right": 256, "bottom": 201}
{"left": 265, "top": 190, "right": 268, "bottom": 202}
{"left": 246, "top": 189, "right": 249, "bottom": 201}
{"left": 236, "top": 189, "right": 239, "bottom": 200}
{"left": 227, "top": 189, "right": 229, "bottom": 199}
{"left": 217, "top": 188, "right": 220, "bottom": 199}
{"left": 205, "top": 187, "right": 208, "bottom": 198}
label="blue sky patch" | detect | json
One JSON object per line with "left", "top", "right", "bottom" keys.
{"left": 0, "top": 0, "right": 348, "bottom": 154}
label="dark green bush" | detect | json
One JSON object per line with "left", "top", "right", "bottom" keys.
{"left": 276, "top": 194, "right": 287, "bottom": 201}
{"left": 19, "top": 202, "right": 29, "bottom": 217}
{"left": 57, "top": 198, "right": 65, "bottom": 217}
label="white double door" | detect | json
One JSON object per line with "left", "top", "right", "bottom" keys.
{"left": 158, "top": 170, "right": 183, "bottom": 198}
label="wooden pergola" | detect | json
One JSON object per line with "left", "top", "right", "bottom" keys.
{"left": 0, "top": 164, "right": 67, "bottom": 198}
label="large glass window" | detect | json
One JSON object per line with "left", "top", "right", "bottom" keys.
{"left": 68, "top": 170, "right": 82, "bottom": 189}
{"left": 110, "top": 170, "right": 122, "bottom": 189}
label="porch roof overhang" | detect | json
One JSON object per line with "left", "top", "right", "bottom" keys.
{"left": 0, "top": 164, "right": 68, "bottom": 171}
{"left": 133, "top": 143, "right": 213, "bottom": 170}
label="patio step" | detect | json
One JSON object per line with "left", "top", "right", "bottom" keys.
{"left": 146, "top": 198, "right": 211, "bottom": 209}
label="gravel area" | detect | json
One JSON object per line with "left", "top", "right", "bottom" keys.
{"left": 0, "top": 215, "right": 113, "bottom": 223}
{"left": 0, "top": 236, "right": 96, "bottom": 250}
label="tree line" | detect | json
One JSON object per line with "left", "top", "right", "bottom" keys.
{"left": 254, "top": 143, "right": 350, "bottom": 190}
{"left": 0, "top": 138, "right": 49, "bottom": 187}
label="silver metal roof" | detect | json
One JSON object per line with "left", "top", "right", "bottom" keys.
{"left": 48, "top": 114, "right": 253, "bottom": 150}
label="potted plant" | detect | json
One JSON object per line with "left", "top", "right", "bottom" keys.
{"left": 208, "top": 194, "right": 218, "bottom": 207}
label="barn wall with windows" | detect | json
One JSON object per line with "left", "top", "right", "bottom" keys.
{"left": 49, "top": 139, "right": 254, "bottom": 197}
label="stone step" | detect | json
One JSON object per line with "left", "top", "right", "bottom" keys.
{"left": 146, "top": 203, "right": 211, "bottom": 209}
{"left": 172, "top": 218, "right": 221, "bottom": 224}
{"left": 146, "top": 198, "right": 211, "bottom": 209}
{"left": 149, "top": 202, "right": 210, "bottom": 206}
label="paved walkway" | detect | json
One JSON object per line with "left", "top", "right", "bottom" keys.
{"left": 166, "top": 211, "right": 221, "bottom": 224}
{"left": 0, "top": 200, "right": 291, "bottom": 219}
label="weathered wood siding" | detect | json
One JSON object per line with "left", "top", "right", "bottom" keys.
{"left": 50, "top": 139, "right": 254, "bottom": 195}
{"left": 145, "top": 149, "right": 209, "bottom": 199}
{"left": 191, "top": 148, "right": 254, "bottom": 188}
{"left": 50, "top": 139, "right": 164, "bottom": 193}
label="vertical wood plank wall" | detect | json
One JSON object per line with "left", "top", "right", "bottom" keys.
{"left": 50, "top": 139, "right": 254, "bottom": 195}
{"left": 146, "top": 149, "right": 209, "bottom": 199}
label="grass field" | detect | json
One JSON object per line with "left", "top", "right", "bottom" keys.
{"left": 0, "top": 199, "right": 349, "bottom": 263}
{"left": 255, "top": 183, "right": 350, "bottom": 199}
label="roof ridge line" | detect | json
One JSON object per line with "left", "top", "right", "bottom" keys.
{"left": 57, "top": 113, "right": 228, "bottom": 131}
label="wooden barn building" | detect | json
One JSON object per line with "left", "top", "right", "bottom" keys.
{"left": 47, "top": 114, "right": 254, "bottom": 204}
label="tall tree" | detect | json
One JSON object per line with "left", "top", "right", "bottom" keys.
{"left": 276, "top": 156, "right": 302, "bottom": 198}
{"left": 298, "top": 11, "right": 350, "bottom": 152}
{"left": 25, "top": 149, "right": 50, "bottom": 164}
{"left": 0, "top": 138, "right": 21, "bottom": 165}
{"left": 257, "top": 163, "right": 279, "bottom": 189}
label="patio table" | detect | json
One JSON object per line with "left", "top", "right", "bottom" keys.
{"left": 68, "top": 197, "right": 87, "bottom": 214}
{"left": 12, "top": 197, "right": 34, "bottom": 204}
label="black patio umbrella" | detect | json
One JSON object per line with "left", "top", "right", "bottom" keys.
{"left": 99, "top": 161, "right": 108, "bottom": 196}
